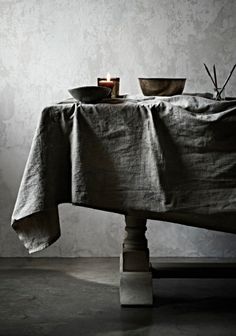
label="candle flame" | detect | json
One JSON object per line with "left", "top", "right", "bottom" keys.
{"left": 107, "top": 72, "right": 111, "bottom": 81}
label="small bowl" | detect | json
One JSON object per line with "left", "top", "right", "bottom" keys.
{"left": 68, "top": 86, "right": 111, "bottom": 103}
{"left": 139, "top": 78, "right": 186, "bottom": 96}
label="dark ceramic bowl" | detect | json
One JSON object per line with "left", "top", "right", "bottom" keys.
{"left": 68, "top": 86, "right": 111, "bottom": 103}
{"left": 139, "top": 78, "right": 186, "bottom": 96}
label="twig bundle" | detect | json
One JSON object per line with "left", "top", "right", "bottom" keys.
{"left": 203, "top": 63, "right": 236, "bottom": 100}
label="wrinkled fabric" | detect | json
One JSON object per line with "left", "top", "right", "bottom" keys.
{"left": 11, "top": 95, "right": 236, "bottom": 253}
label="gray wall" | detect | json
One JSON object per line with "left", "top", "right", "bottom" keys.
{"left": 1, "top": 0, "right": 236, "bottom": 257}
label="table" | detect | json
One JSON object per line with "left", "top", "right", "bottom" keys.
{"left": 12, "top": 95, "right": 236, "bottom": 305}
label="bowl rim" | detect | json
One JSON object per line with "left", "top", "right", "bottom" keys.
{"left": 138, "top": 78, "right": 186, "bottom": 81}
{"left": 68, "top": 85, "right": 111, "bottom": 92}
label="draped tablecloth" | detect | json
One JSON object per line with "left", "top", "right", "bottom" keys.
{"left": 11, "top": 95, "right": 236, "bottom": 253}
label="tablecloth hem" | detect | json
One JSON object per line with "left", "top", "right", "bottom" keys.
{"left": 27, "top": 233, "right": 61, "bottom": 254}
{"left": 12, "top": 206, "right": 60, "bottom": 254}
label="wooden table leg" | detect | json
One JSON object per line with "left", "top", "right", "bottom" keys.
{"left": 120, "top": 215, "right": 153, "bottom": 306}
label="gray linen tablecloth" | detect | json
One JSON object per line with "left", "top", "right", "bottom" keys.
{"left": 11, "top": 95, "right": 236, "bottom": 253}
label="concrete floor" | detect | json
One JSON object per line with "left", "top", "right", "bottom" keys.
{"left": 0, "top": 258, "right": 236, "bottom": 336}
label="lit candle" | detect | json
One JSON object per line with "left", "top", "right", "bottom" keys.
{"left": 98, "top": 73, "right": 114, "bottom": 89}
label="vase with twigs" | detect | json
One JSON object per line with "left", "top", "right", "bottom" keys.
{"left": 203, "top": 63, "right": 236, "bottom": 101}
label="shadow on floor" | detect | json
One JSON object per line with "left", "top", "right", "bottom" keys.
{"left": 0, "top": 268, "right": 236, "bottom": 336}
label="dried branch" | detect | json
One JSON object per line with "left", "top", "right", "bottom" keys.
{"left": 213, "top": 65, "right": 218, "bottom": 89}
{"left": 204, "top": 63, "right": 216, "bottom": 87}
{"left": 204, "top": 63, "right": 221, "bottom": 99}
{"left": 220, "top": 64, "right": 236, "bottom": 95}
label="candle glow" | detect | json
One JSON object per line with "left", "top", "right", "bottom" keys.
{"left": 98, "top": 73, "right": 120, "bottom": 98}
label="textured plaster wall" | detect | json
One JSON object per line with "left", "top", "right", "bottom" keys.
{"left": 0, "top": 0, "right": 236, "bottom": 257}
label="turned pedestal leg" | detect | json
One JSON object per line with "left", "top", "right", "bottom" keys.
{"left": 120, "top": 215, "right": 153, "bottom": 306}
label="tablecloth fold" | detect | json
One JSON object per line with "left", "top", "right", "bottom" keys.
{"left": 11, "top": 96, "right": 236, "bottom": 253}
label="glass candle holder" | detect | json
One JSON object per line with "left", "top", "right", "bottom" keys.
{"left": 98, "top": 77, "right": 120, "bottom": 98}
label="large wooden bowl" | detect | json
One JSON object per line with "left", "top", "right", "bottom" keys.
{"left": 139, "top": 78, "right": 186, "bottom": 96}
{"left": 68, "top": 86, "right": 111, "bottom": 103}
